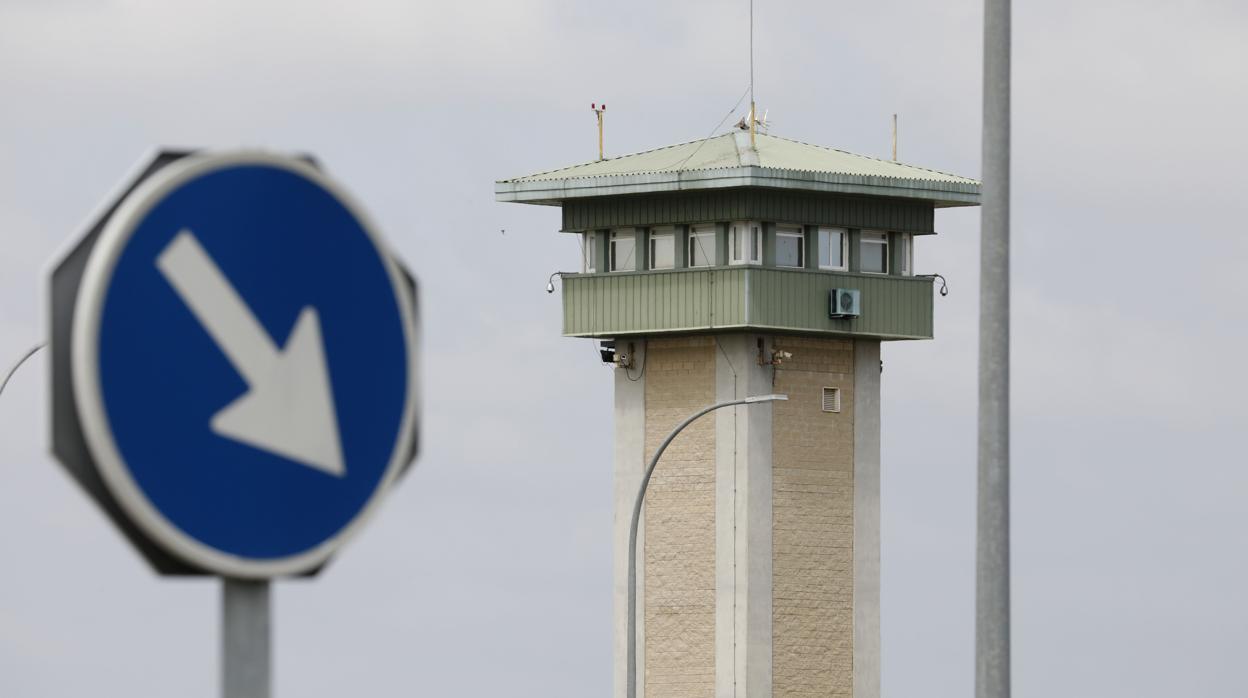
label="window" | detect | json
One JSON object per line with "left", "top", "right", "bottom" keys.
{"left": 609, "top": 230, "right": 635, "bottom": 272}
{"left": 859, "top": 230, "right": 889, "bottom": 274}
{"left": 649, "top": 227, "right": 675, "bottom": 270}
{"left": 729, "top": 221, "right": 762, "bottom": 265}
{"left": 776, "top": 226, "right": 805, "bottom": 268}
{"left": 900, "top": 233, "right": 913, "bottom": 276}
{"left": 582, "top": 232, "right": 597, "bottom": 273}
{"left": 688, "top": 225, "right": 716, "bottom": 267}
{"left": 818, "top": 227, "right": 848, "bottom": 271}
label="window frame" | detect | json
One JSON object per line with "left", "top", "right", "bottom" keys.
{"left": 817, "top": 227, "right": 848, "bottom": 271}
{"left": 729, "top": 221, "right": 762, "bottom": 265}
{"left": 775, "top": 225, "right": 805, "bottom": 269}
{"left": 609, "top": 229, "right": 636, "bottom": 273}
{"left": 648, "top": 226, "right": 676, "bottom": 270}
{"left": 859, "top": 230, "right": 890, "bottom": 275}
{"left": 900, "top": 233, "right": 913, "bottom": 276}
{"left": 687, "top": 224, "right": 717, "bottom": 268}
{"left": 582, "top": 232, "right": 597, "bottom": 273}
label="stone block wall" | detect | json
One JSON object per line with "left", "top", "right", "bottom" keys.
{"left": 644, "top": 337, "right": 717, "bottom": 698}
{"left": 771, "top": 337, "right": 856, "bottom": 698}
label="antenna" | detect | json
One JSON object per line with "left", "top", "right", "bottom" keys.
{"left": 891, "top": 114, "right": 898, "bottom": 161}
{"left": 592, "top": 103, "right": 607, "bottom": 161}
{"left": 749, "top": 0, "right": 756, "bottom": 148}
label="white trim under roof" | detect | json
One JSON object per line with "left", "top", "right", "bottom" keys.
{"left": 496, "top": 164, "right": 980, "bottom": 208}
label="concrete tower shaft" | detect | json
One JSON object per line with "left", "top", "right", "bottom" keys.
{"left": 613, "top": 335, "right": 880, "bottom": 698}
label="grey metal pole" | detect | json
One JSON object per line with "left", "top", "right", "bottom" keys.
{"left": 0, "top": 343, "right": 45, "bottom": 399}
{"left": 626, "top": 394, "right": 786, "bottom": 698}
{"left": 978, "top": 0, "right": 1011, "bottom": 695}
{"left": 223, "top": 578, "right": 271, "bottom": 698}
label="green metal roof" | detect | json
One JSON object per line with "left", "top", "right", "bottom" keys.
{"left": 496, "top": 131, "right": 980, "bottom": 208}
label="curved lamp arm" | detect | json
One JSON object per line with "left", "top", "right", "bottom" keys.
{"left": 546, "top": 271, "right": 577, "bottom": 294}
{"left": 0, "top": 342, "right": 45, "bottom": 399}
{"left": 917, "top": 273, "right": 950, "bottom": 297}
{"left": 625, "top": 393, "right": 787, "bottom": 698}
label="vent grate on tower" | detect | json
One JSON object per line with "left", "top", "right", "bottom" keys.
{"left": 821, "top": 387, "right": 842, "bottom": 413}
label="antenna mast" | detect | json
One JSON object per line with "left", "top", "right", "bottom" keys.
{"left": 749, "top": 0, "right": 756, "bottom": 147}
{"left": 592, "top": 103, "right": 607, "bottom": 161}
{"left": 892, "top": 113, "right": 898, "bottom": 161}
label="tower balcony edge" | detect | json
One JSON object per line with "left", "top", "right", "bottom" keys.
{"left": 560, "top": 266, "right": 934, "bottom": 341}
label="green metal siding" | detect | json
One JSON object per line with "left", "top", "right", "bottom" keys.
{"left": 674, "top": 225, "right": 688, "bottom": 268}
{"left": 563, "top": 268, "right": 748, "bottom": 336}
{"left": 632, "top": 227, "right": 646, "bottom": 271}
{"left": 561, "top": 190, "right": 936, "bottom": 234}
{"left": 561, "top": 267, "right": 933, "bottom": 340}
{"left": 803, "top": 226, "right": 817, "bottom": 271}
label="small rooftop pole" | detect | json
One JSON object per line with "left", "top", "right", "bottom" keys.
{"left": 592, "top": 103, "right": 607, "bottom": 161}
{"left": 892, "top": 114, "right": 898, "bottom": 161}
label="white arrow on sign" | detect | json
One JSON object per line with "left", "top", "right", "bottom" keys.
{"left": 155, "top": 230, "right": 346, "bottom": 477}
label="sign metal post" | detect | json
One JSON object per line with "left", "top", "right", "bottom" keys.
{"left": 223, "top": 579, "right": 271, "bottom": 698}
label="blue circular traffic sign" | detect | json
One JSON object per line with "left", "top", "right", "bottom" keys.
{"left": 71, "top": 152, "right": 418, "bottom": 577}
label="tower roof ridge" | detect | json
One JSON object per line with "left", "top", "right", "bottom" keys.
{"left": 496, "top": 130, "right": 980, "bottom": 208}
{"left": 755, "top": 132, "right": 978, "bottom": 185}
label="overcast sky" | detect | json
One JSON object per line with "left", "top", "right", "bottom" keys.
{"left": 1, "top": 1, "right": 1246, "bottom": 696}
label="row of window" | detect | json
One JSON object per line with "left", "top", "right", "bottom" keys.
{"left": 583, "top": 223, "right": 913, "bottom": 276}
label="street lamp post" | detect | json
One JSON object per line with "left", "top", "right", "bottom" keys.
{"left": 625, "top": 393, "right": 787, "bottom": 698}
{"left": 979, "top": 0, "right": 1012, "bottom": 697}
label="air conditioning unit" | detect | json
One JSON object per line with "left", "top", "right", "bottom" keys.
{"left": 829, "top": 288, "right": 861, "bottom": 318}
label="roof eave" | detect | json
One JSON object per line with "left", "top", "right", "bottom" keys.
{"left": 495, "top": 166, "right": 981, "bottom": 208}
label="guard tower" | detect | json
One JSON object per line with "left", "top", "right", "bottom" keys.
{"left": 497, "top": 129, "right": 979, "bottom": 698}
